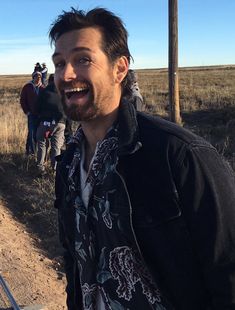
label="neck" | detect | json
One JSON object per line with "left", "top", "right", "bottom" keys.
{"left": 83, "top": 108, "right": 118, "bottom": 148}
{"left": 82, "top": 107, "right": 119, "bottom": 170}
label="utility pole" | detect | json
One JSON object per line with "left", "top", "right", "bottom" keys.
{"left": 168, "top": 0, "right": 181, "bottom": 124}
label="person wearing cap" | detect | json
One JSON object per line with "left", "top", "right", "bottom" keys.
{"left": 20, "top": 71, "right": 44, "bottom": 155}
{"left": 41, "top": 62, "right": 48, "bottom": 86}
{"left": 33, "top": 62, "right": 42, "bottom": 73}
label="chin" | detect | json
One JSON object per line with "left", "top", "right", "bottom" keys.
{"left": 65, "top": 106, "right": 97, "bottom": 122}
{"left": 62, "top": 95, "right": 98, "bottom": 121}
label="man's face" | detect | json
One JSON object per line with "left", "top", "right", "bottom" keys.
{"left": 33, "top": 74, "right": 41, "bottom": 85}
{"left": 52, "top": 27, "right": 127, "bottom": 122}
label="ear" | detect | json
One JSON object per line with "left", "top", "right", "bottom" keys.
{"left": 114, "top": 56, "right": 129, "bottom": 84}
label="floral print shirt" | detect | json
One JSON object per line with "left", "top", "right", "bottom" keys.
{"left": 68, "top": 126, "right": 173, "bottom": 310}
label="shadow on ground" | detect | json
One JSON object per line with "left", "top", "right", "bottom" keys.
{"left": 182, "top": 107, "right": 235, "bottom": 158}
{"left": 182, "top": 106, "right": 235, "bottom": 127}
{"left": 0, "top": 153, "right": 63, "bottom": 266}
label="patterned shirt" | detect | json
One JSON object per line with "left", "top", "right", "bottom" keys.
{"left": 68, "top": 126, "right": 173, "bottom": 310}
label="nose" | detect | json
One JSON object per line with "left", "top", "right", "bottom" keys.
{"left": 60, "top": 63, "right": 77, "bottom": 81}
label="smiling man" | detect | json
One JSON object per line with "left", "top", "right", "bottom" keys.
{"left": 52, "top": 28, "right": 121, "bottom": 122}
{"left": 50, "top": 7, "right": 235, "bottom": 310}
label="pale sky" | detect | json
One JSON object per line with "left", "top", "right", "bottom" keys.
{"left": 0, "top": 0, "right": 234, "bottom": 74}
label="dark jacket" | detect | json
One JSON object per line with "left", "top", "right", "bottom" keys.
{"left": 55, "top": 101, "right": 235, "bottom": 309}
{"left": 36, "top": 83, "right": 66, "bottom": 123}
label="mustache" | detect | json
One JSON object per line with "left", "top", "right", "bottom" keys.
{"left": 57, "top": 80, "right": 90, "bottom": 90}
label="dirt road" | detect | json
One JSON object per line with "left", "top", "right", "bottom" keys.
{"left": 0, "top": 201, "right": 66, "bottom": 310}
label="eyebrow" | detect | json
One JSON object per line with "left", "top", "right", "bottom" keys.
{"left": 52, "top": 47, "right": 92, "bottom": 59}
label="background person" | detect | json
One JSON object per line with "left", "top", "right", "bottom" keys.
{"left": 123, "top": 69, "right": 145, "bottom": 111}
{"left": 41, "top": 62, "right": 48, "bottom": 86}
{"left": 50, "top": 7, "right": 235, "bottom": 310}
{"left": 33, "top": 62, "right": 42, "bottom": 74}
{"left": 20, "top": 71, "right": 44, "bottom": 155}
{"left": 36, "top": 74, "right": 66, "bottom": 174}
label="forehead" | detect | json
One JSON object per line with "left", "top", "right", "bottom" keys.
{"left": 54, "top": 27, "right": 103, "bottom": 55}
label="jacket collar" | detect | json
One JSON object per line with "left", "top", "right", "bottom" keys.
{"left": 117, "top": 99, "right": 142, "bottom": 155}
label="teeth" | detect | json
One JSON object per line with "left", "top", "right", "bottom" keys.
{"left": 64, "top": 87, "right": 88, "bottom": 93}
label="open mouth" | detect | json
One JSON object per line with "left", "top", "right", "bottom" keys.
{"left": 64, "top": 87, "right": 89, "bottom": 99}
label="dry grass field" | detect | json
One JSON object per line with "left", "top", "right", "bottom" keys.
{"left": 1, "top": 65, "right": 235, "bottom": 156}
{"left": 138, "top": 65, "right": 235, "bottom": 159}
{"left": 138, "top": 65, "right": 235, "bottom": 115}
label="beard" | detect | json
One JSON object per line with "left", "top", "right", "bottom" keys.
{"left": 58, "top": 79, "right": 98, "bottom": 122}
{"left": 61, "top": 92, "right": 99, "bottom": 122}
{"left": 57, "top": 73, "right": 116, "bottom": 122}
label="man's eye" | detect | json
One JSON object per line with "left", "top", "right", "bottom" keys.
{"left": 54, "top": 61, "right": 64, "bottom": 69}
{"left": 78, "top": 57, "right": 91, "bottom": 66}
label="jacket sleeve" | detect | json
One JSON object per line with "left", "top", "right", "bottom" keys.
{"left": 57, "top": 211, "right": 78, "bottom": 310}
{"left": 55, "top": 166, "right": 81, "bottom": 309}
{"left": 174, "top": 142, "right": 235, "bottom": 309}
{"left": 20, "top": 85, "right": 29, "bottom": 114}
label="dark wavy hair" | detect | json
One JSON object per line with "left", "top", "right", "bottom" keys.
{"left": 49, "top": 7, "right": 133, "bottom": 91}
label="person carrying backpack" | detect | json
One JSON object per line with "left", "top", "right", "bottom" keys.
{"left": 35, "top": 74, "right": 66, "bottom": 175}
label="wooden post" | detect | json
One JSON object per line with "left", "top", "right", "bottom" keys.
{"left": 168, "top": 0, "right": 181, "bottom": 124}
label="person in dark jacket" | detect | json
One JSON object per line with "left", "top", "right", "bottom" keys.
{"left": 33, "top": 62, "right": 43, "bottom": 74}
{"left": 123, "top": 69, "right": 145, "bottom": 111}
{"left": 36, "top": 74, "right": 66, "bottom": 173}
{"left": 49, "top": 7, "right": 235, "bottom": 310}
{"left": 20, "top": 71, "right": 44, "bottom": 155}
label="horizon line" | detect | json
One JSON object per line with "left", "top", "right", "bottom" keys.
{"left": 1, "top": 64, "right": 235, "bottom": 76}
